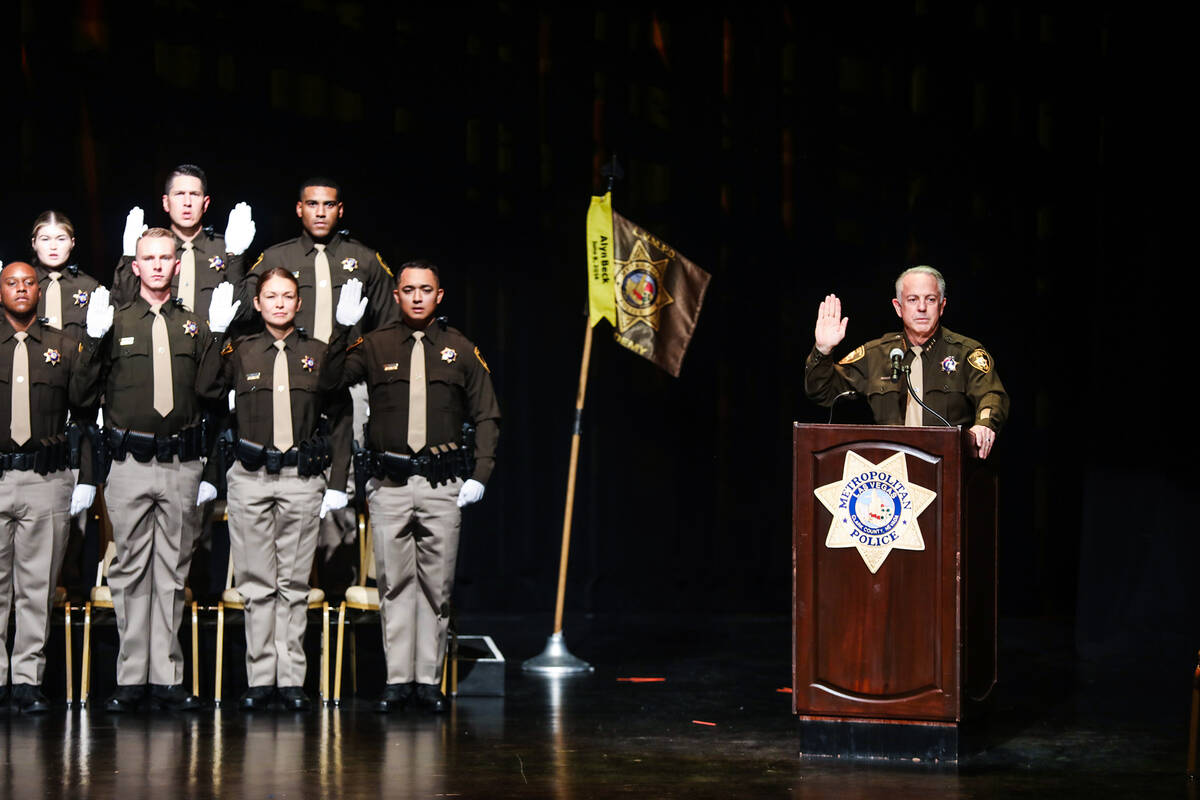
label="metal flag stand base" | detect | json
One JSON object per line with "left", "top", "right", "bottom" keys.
{"left": 522, "top": 631, "right": 594, "bottom": 675}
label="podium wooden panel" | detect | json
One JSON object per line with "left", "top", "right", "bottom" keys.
{"left": 792, "top": 423, "right": 996, "bottom": 734}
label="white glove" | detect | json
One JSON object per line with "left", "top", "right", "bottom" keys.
{"left": 207, "top": 282, "right": 240, "bottom": 333}
{"left": 335, "top": 278, "right": 368, "bottom": 327}
{"left": 228, "top": 388, "right": 236, "bottom": 412}
{"left": 320, "top": 489, "right": 348, "bottom": 519}
{"left": 122, "top": 207, "right": 147, "bottom": 257}
{"left": 224, "top": 202, "right": 256, "bottom": 256}
{"left": 196, "top": 481, "right": 218, "bottom": 506}
{"left": 85, "top": 286, "right": 114, "bottom": 339}
{"left": 70, "top": 484, "right": 97, "bottom": 517}
{"left": 456, "top": 478, "right": 485, "bottom": 508}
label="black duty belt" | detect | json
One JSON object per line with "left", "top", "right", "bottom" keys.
{"left": 0, "top": 433, "right": 73, "bottom": 476}
{"left": 106, "top": 425, "right": 204, "bottom": 463}
{"left": 232, "top": 437, "right": 331, "bottom": 477}
{"left": 355, "top": 443, "right": 473, "bottom": 489}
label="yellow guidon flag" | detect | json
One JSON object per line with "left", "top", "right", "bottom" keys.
{"left": 584, "top": 192, "right": 712, "bottom": 377}
{"left": 585, "top": 192, "right": 617, "bottom": 327}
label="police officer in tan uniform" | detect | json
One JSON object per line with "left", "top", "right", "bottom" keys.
{"left": 113, "top": 164, "right": 255, "bottom": 318}
{"left": 325, "top": 260, "right": 499, "bottom": 713}
{"left": 196, "top": 272, "right": 365, "bottom": 711}
{"left": 243, "top": 178, "right": 399, "bottom": 581}
{"left": 30, "top": 211, "right": 101, "bottom": 339}
{"left": 0, "top": 262, "right": 96, "bottom": 713}
{"left": 241, "top": 178, "right": 396, "bottom": 340}
{"left": 805, "top": 265, "right": 1008, "bottom": 457}
{"left": 78, "top": 229, "right": 211, "bottom": 712}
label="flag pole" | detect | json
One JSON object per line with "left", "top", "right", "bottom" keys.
{"left": 522, "top": 314, "right": 596, "bottom": 675}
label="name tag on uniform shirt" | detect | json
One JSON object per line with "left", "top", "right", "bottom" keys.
{"left": 120, "top": 336, "right": 135, "bottom": 346}
{"left": 245, "top": 372, "right": 261, "bottom": 381}
{"left": 383, "top": 363, "right": 399, "bottom": 372}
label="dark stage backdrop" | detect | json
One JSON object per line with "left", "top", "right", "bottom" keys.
{"left": 2, "top": 2, "right": 1193, "bottom": 656}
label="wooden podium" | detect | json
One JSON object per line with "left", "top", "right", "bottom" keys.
{"left": 791, "top": 423, "right": 997, "bottom": 761}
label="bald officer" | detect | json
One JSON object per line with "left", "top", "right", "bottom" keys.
{"left": 0, "top": 262, "right": 96, "bottom": 713}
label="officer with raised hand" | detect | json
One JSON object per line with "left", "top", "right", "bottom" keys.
{"left": 78, "top": 228, "right": 210, "bottom": 713}
{"left": 0, "top": 261, "right": 97, "bottom": 713}
{"left": 196, "top": 277, "right": 365, "bottom": 711}
{"left": 112, "top": 164, "right": 255, "bottom": 320}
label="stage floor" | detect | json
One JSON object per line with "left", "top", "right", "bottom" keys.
{"left": 0, "top": 614, "right": 1189, "bottom": 798}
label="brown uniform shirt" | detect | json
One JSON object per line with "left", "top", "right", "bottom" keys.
{"left": 112, "top": 227, "right": 246, "bottom": 317}
{"left": 196, "top": 328, "right": 351, "bottom": 489}
{"left": 804, "top": 325, "right": 1009, "bottom": 432}
{"left": 77, "top": 296, "right": 207, "bottom": 436}
{"left": 327, "top": 320, "right": 500, "bottom": 484}
{"left": 242, "top": 231, "right": 398, "bottom": 339}
{"left": 35, "top": 262, "right": 101, "bottom": 341}
{"left": 0, "top": 318, "right": 96, "bottom": 482}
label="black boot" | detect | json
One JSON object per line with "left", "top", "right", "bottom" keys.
{"left": 413, "top": 683, "right": 448, "bottom": 714}
{"left": 104, "top": 684, "right": 147, "bottom": 713}
{"left": 148, "top": 683, "right": 204, "bottom": 712}
{"left": 375, "top": 682, "right": 415, "bottom": 713}
{"left": 11, "top": 684, "right": 50, "bottom": 714}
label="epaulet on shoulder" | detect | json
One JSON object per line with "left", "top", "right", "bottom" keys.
{"left": 376, "top": 252, "right": 393, "bottom": 277}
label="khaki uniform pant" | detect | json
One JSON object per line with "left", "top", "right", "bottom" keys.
{"left": 366, "top": 475, "right": 462, "bottom": 684}
{"left": 0, "top": 468, "right": 72, "bottom": 685}
{"left": 226, "top": 462, "right": 323, "bottom": 687}
{"left": 104, "top": 457, "right": 203, "bottom": 686}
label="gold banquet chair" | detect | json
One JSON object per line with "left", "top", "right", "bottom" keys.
{"left": 333, "top": 514, "right": 453, "bottom": 704}
{"left": 80, "top": 540, "right": 200, "bottom": 706}
{"left": 213, "top": 556, "right": 330, "bottom": 706}
{"left": 52, "top": 585, "right": 74, "bottom": 706}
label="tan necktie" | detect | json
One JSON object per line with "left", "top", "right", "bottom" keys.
{"left": 151, "top": 303, "right": 174, "bottom": 416}
{"left": 272, "top": 339, "right": 293, "bottom": 452}
{"left": 46, "top": 271, "right": 63, "bottom": 329}
{"left": 407, "top": 331, "right": 427, "bottom": 453}
{"left": 905, "top": 344, "right": 924, "bottom": 427}
{"left": 179, "top": 241, "right": 196, "bottom": 312}
{"left": 11, "top": 331, "right": 31, "bottom": 445}
{"left": 313, "top": 243, "right": 332, "bottom": 343}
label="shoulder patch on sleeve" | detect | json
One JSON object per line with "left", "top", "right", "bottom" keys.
{"left": 221, "top": 341, "right": 234, "bottom": 356}
{"left": 78, "top": 341, "right": 84, "bottom": 353}
{"left": 967, "top": 348, "right": 992, "bottom": 373}
{"left": 838, "top": 345, "right": 865, "bottom": 365}
{"left": 474, "top": 346, "right": 490, "bottom": 373}
{"left": 375, "top": 253, "right": 393, "bottom": 277}
{"left": 249, "top": 253, "right": 264, "bottom": 272}
{"left": 347, "top": 336, "right": 364, "bottom": 352}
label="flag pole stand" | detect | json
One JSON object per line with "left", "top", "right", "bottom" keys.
{"left": 523, "top": 317, "right": 596, "bottom": 676}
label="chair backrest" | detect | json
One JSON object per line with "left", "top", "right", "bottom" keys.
{"left": 95, "top": 541, "right": 117, "bottom": 587}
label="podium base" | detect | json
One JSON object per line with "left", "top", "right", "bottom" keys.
{"left": 521, "top": 631, "right": 594, "bottom": 675}
{"left": 797, "top": 717, "right": 960, "bottom": 763}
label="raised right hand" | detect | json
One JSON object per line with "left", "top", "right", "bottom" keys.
{"left": 122, "top": 207, "right": 147, "bottom": 257}
{"left": 814, "top": 293, "right": 848, "bottom": 355}
{"left": 207, "top": 282, "right": 240, "bottom": 333}
{"left": 86, "top": 286, "right": 114, "bottom": 339}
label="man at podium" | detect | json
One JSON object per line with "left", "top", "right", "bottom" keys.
{"left": 804, "top": 266, "right": 1008, "bottom": 459}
